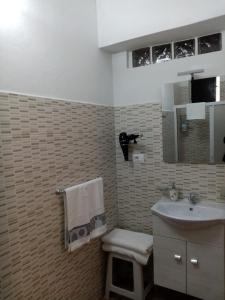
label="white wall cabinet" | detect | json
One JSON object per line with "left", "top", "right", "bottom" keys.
{"left": 153, "top": 215, "right": 225, "bottom": 300}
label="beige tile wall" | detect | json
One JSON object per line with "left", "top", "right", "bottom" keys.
{"left": 114, "top": 103, "right": 225, "bottom": 234}
{"left": 1, "top": 93, "right": 225, "bottom": 299}
{"left": 0, "top": 92, "right": 117, "bottom": 300}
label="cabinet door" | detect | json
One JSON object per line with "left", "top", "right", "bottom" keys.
{"left": 187, "top": 242, "right": 224, "bottom": 300}
{"left": 154, "top": 236, "right": 186, "bottom": 293}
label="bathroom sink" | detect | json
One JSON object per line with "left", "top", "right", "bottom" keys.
{"left": 151, "top": 199, "right": 225, "bottom": 228}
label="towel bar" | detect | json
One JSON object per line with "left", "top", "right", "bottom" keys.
{"left": 56, "top": 178, "right": 102, "bottom": 195}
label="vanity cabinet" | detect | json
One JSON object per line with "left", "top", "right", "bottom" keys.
{"left": 154, "top": 236, "right": 186, "bottom": 293}
{"left": 153, "top": 215, "right": 225, "bottom": 300}
{"left": 187, "top": 242, "right": 224, "bottom": 300}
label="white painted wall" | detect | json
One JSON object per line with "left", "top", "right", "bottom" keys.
{"left": 0, "top": 0, "right": 113, "bottom": 105}
{"left": 97, "top": 0, "right": 225, "bottom": 48}
{"left": 112, "top": 32, "right": 225, "bottom": 106}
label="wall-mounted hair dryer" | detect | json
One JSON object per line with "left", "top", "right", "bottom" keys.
{"left": 119, "top": 132, "right": 140, "bottom": 161}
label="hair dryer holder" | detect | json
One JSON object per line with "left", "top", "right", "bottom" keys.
{"left": 119, "top": 132, "right": 140, "bottom": 161}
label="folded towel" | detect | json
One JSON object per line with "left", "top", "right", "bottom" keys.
{"left": 102, "top": 243, "right": 151, "bottom": 265}
{"left": 102, "top": 228, "right": 153, "bottom": 255}
{"left": 64, "top": 177, "right": 107, "bottom": 252}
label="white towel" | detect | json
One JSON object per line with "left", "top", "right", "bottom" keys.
{"left": 186, "top": 102, "right": 206, "bottom": 120}
{"left": 102, "top": 243, "right": 151, "bottom": 265}
{"left": 87, "top": 178, "right": 107, "bottom": 239}
{"left": 101, "top": 228, "right": 153, "bottom": 255}
{"left": 64, "top": 177, "right": 106, "bottom": 252}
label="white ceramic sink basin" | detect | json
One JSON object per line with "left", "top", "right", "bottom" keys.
{"left": 151, "top": 199, "right": 225, "bottom": 228}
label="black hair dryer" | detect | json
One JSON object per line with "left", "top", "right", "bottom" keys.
{"left": 119, "top": 132, "right": 140, "bottom": 161}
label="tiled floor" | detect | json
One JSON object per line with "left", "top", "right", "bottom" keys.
{"left": 107, "top": 286, "right": 199, "bottom": 300}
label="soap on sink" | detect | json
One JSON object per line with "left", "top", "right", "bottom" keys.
{"left": 169, "top": 183, "right": 178, "bottom": 201}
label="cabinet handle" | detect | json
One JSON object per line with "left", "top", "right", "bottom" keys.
{"left": 190, "top": 258, "right": 198, "bottom": 265}
{"left": 174, "top": 254, "right": 182, "bottom": 262}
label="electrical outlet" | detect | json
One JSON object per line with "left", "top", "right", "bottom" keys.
{"left": 132, "top": 153, "right": 145, "bottom": 163}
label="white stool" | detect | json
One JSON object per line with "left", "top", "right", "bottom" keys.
{"left": 102, "top": 229, "right": 153, "bottom": 300}
{"left": 105, "top": 252, "right": 153, "bottom": 300}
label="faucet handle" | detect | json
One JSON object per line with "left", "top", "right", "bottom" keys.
{"left": 189, "top": 192, "right": 198, "bottom": 204}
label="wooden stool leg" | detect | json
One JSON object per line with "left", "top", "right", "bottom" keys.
{"left": 133, "top": 260, "right": 144, "bottom": 300}
{"left": 105, "top": 253, "right": 112, "bottom": 299}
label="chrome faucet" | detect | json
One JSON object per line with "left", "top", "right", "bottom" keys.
{"left": 189, "top": 192, "right": 198, "bottom": 204}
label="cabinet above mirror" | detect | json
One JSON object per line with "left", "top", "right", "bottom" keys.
{"left": 162, "top": 75, "right": 225, "bottom": 164}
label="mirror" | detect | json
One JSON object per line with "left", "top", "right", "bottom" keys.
{"left": 162, "top": 75, "right": 225, "bottom": 164}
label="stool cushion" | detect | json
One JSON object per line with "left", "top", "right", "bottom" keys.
{"left": 102, "top": 243, "right": 150, "bottom": 265}
{"left": 102, "top": 228, "right": 153, "bottom": 255}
